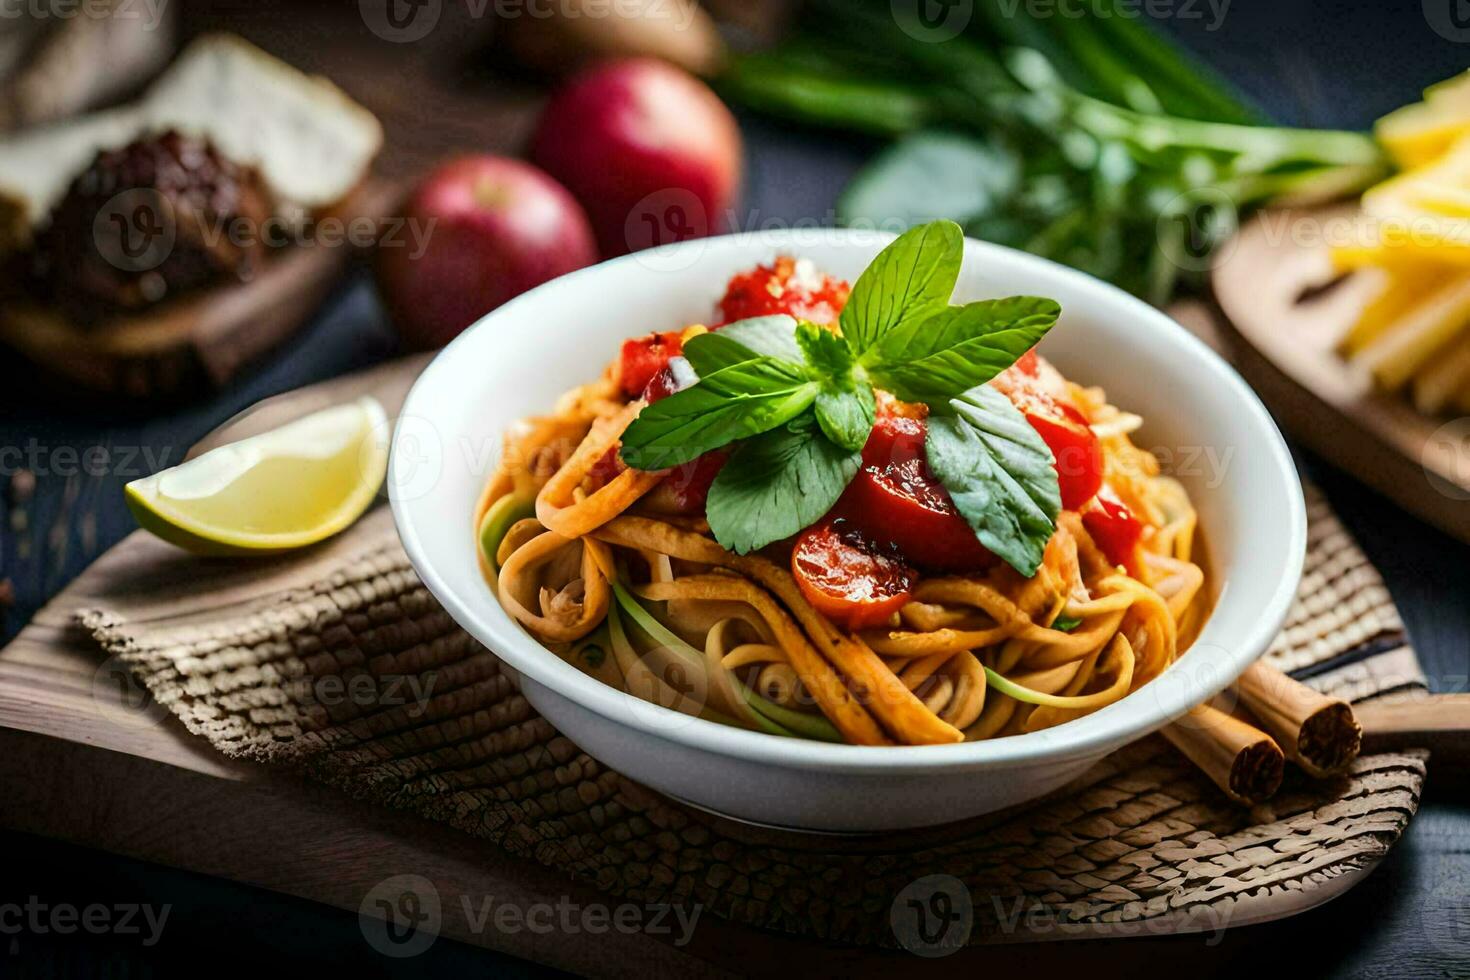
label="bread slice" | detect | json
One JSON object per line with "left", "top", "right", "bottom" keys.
{"left": 0, "top": 32, "right": 382, "bottom": 254}
{"left": 139, "top": 33, "right": 383, "bottom": 213}
{"left": 0, "top": 107, "right": 141, "bottom": 256}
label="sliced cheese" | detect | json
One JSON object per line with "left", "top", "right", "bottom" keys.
{"left": 1350, "top": 273, "right": 1470, "bottom": 391}
{"left": 1411, "top": 330, "right": 1470, "bottom": 414}
{"left": 1339, "top": 263, "right": 1452, "bottom": 356}
{"left": 1376, "top": 71, "right": 1470, "bottom": 170}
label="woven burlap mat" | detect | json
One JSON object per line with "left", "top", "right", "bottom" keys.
{"left": 77, "top": 482, "right": 1428, "bottom": 946}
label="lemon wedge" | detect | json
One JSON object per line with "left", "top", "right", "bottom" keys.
{"left": 125, "top": 396, "right": 389, "bottom": 555}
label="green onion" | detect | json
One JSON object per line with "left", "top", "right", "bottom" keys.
{"left": 740, "top": 683, "right": 842, "bottom": 742}
{"left": 1087, "top": 0, "right": 1262, "bottom": 125}
{"left": 982, "top": 665, "right": 1079, "bottom": 708}
{"left": 606, "top": 600, "right": 744, "bottom": 729}
{"left": 717, "top": 57, "right": 939, "bottom": 138}
{"left": 983, "top": 665, "right": 1119, "bottom": 710}
{"left": 611, "top": 582, "right": 703, "bottom": 667}
{"left": 611, "top": 582, "right": 802, "bottom": 735}
{"left": 613, "top": 581, "right": 849, "bottom": 741}
{"left": 478, "top": 494, "right": 535, "bottom": 572}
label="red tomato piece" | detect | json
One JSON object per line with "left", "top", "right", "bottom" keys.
{"left": 641, "top": 355, "right": 698, "bottom": 403}
{"left": 1012, "top": 348, "right": 1040, "bottom": 377}
{"left": 588, "top": 446, "right": 625, "bottom": 486}
{"left": 839, "top": 413, "right": 998, "bottom": 573}
{"left": 862, "top": 404, "right": 927, "bottom": 461}
{"left": 791, "top": 521, "right": 916, "bottom": 631}
{"left": 619, "top": 330, "right": 684, "bottom": 397}
{"left": 991, "top": 348, "right": 1070, "bottom": 406}
{"left": 661, "top": 449, "right": 727, "bottom": 513}
{"left": 1023, "top": 403, "right": 1103, "bottom": 511}
{"left": 717, "top": 256, "right": 851, "bottom": 326}
{"left": 1082, "top": 485, "right": 1144, "bottom": 571}
{"left": 991, "top": 350, "right": 1103, "bottom": 511}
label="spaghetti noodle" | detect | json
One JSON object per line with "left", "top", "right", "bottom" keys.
{"left": 474, "top": 255, "right": 1210, "bottom": 747}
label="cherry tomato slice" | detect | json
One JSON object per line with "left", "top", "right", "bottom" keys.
{"left": 619, "top": 330, "right": 684, "bottom": 397}
{"left": 791, "top": 521, "right": 916, "bottom": 631}
{"left": 1082, "top": 485, "right": 1143, "bottom": 572}
{"left": 862, "top": 405, "right": 927, "bottom": 462}
{"left": 839, "top": 413, "right": 998, "bottom": 573}
{"left": 717, "top": 256, "right": 851, "bottom": 326}
{"left": 1024, "top": 403, "right": 1103, "bottom": 511}
{"left": 992, "top": 349, "right": 1104, "bottom": 511}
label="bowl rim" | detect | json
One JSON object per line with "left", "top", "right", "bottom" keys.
{"left": 390, "top": 228, "right": 1306, "bottom": 775}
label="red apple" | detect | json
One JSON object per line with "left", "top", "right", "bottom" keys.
{"left": 376, "top": 155, "right": 598, "bottom": 349}
{"left": 529, "top": 58, "right": 742, "bottom": 257}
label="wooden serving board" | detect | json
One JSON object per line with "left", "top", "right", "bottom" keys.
{"left": 1211, "top": 205, "right": 1470, "bottom": 545}
{"left": 1, "top": 344, "right": 1464, "bottom": 973}
{"left": 0, "top": 179, "right": 402, "bottom": 399}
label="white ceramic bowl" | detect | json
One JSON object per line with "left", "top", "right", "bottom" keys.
{"left": 390, "top": 229, "right": 1305, "bottom": 832}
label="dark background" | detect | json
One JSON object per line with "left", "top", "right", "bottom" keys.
{"left": 3, "top": 1, "right": 1469, "bottom": 976}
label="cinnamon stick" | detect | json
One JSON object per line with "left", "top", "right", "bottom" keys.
{"left": 1162, "top": 705, "right": 1285, "bottom": 805}
{"left": 1234, "top": 661, "right": 1362, "bottom": 778}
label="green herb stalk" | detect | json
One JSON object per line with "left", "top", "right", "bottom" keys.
{"left": 715, "top": 0, "right": 1388, "bottom": 304}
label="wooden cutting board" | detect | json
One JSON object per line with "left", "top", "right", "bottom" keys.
{"left": 1211, "top": 205, "right": 1470, "bottom": 545}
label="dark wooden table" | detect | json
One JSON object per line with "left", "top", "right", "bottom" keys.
{"left": 2, "top": 2, "right": 1468, "bottom": 976}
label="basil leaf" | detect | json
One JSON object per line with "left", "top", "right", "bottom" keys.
{"left": 705, "top": 414, "right": 862, "bottom": 555}
{"left": 1050, "top": 615, "right": 1082, "bottom": 632}
{"left": 925, "top": 385, "right": 1060, "bottom": 577}
{"left": 794, "top": 322, "right": 874, "bottom": 451}
{"left": 814, "top": 384, "right": 876, "bottom": 452}
{"left": 682, "top": 315, "right": 801, "bottom": 375}
{"left": 839, "top": 219, "right": 963, "bottom": 356}
{"left": 620, "top": 359, "right": 819, "bottom": 470}
{"left": 795, "top": 320, "right": 855, "bottom": 377}
{"left": 863, "top": 297, "right": 1059, "bottom": 405}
